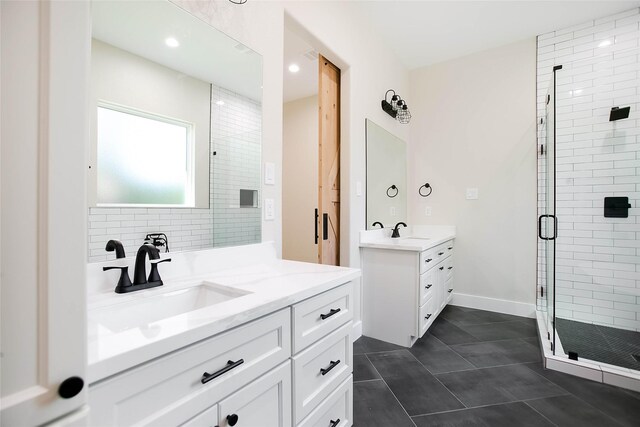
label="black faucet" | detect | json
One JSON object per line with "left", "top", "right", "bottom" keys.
{"left": 103, "top": 242, "right": 171, "bottom": 294}
{"left": 372, "top": 222, "right": 384, "bottom": 229}
{"left": 103, "top": 240, "right": 133, "bottom": 293}
{"left": 391, "top": 222, "right": 407, "bottom": 238}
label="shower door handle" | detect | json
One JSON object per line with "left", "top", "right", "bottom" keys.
{"left": 538, "top": 214, "right": 557, "bottom": 240}
{"left": 315, "top": 209, "right": 319, "bottom": 244}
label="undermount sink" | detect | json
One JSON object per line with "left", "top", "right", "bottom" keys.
{"left": 89, "top": 282, "right": 251, "bottom": 334}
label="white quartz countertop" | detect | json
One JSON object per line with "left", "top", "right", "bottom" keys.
{"left": 87, "top": 253, "right": 360, "bottom": 383}
{"left": 359, "top": 225, "right": 456, "bottom": 252}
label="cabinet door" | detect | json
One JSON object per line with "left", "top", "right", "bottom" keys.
{"left": 436, "top": 261, "right": 446, "bottom": 310}
{"left": 218, "top": 362, "right": 292, "bottom": 427}
{"left": 1, "top": 1, "right": 89, "bottom": 425}
{"left": 181, "top": 404, "right": 219, "bottom": 427}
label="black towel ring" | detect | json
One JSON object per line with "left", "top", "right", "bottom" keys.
{"left": 419, "top": 183, "right": 432, "bottom": 197}
{"left": 386, "top": 185, "right": 399, "bottom": 198}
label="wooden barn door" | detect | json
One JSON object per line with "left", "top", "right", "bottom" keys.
{"left": 318, "top": 55, "right": 340, "bottom": 265}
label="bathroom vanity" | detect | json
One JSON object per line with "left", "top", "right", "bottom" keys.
{"left": 360, "top": 226, "right": 455, "bottom": 347}
{"left": 87, "top": 242, "right": 359, "bottom": 427}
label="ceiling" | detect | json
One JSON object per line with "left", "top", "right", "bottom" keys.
{"left": 283, "top": 27, "right": 319, "bottom": 103}
{"left": 351, "top": 1, "right": 640, "bottom": 69}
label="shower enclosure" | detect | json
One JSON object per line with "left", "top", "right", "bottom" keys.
{"left": 538, "top": 46, "right": 640, "bottom": 378}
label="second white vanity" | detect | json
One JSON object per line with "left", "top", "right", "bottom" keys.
{"left": 360, "top": 226, "right": 455, "bottom": 347}
{"left": 87, "top": 242, "right": 359, "bottom": 427}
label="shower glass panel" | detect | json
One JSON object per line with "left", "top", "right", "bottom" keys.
{"left": 542, "top": 46, "right": 640, "bottom": 371}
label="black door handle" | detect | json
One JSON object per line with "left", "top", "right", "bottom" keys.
{"left": 323, "top": 213, "right": 329, "bottom": 240}
{"left": 201, "top": 359, "right": 244, "bottom": 384}
{"left": 320, "top": 360, "right": 341, "bottom": 376}
{"left": 315, "top": 208, "right": 319, "bottom": 244}
{"left": 58, "top": 376, "right": 84, "bottom": 399}
{"left": 538, "top": 214, "right": 557, "bottom": 240}
{"left": 320, "top": 308, "right": 341, "bottom": 320}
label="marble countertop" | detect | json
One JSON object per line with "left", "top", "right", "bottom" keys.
{"left": 359, "top": 225, "right": 456, "bottom": 252}
{"left": 87, "top": 249, "right": 360, "bottom": 383}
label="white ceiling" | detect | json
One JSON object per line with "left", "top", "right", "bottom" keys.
{"left": 92, "top": 1, "right": 262, "bottom": 101}
{"left": 352, "top": 1, "right": 640, "bottom": 69}
{"left": 283, "top": 27, "right": 319, "bottom": 103}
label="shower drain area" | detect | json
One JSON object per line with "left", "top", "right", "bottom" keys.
{"left": 555, "top": 318, "right": 640, "bottom": 371}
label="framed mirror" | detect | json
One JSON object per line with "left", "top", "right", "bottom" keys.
{"left": 365, "top": 119, "right": 407, "bottom": 229}
{"left": 88, "top": 1, "right": 263, "bottom": 262}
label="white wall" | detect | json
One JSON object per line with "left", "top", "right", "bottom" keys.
{"left": 537, "top": 8, "right": 640, "bottom": 331}
{"left": 283, "top": 95, "right": 318, "bottom": 263}
{"left": 408, "top": 39, "right": 538, "bottom": 310}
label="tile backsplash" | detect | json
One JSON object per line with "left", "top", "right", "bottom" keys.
{"left": 88, "top": 84, "right": 262, "bottom": 262}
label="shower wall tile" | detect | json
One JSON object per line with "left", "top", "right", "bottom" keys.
{"left": 88, "top": 84, "right": 261, "bottom": 262}
{"left": 537, "top": 7, "right": 640, "bottom": 331}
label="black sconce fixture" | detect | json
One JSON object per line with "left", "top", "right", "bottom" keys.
{"left": 382, "top": 89, "right": 411, "bottom": 124}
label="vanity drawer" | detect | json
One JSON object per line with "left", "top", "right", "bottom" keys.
{"left": 419, "top": 269, "right": 436, "bottom": 307}
{"left": 293, "top": 282, "right": 353, "bottom": 354}
{"left": 419, "top": 297, "right": 437, "bottom": 338}
{"left": 297, "top": 375, "right": 352, "bottom": 427}
{"left": 89, "top": 309, "right": 291, "bottom": 427}
{"left": 445, "top": 257, "right": 454, "bottom": 281}
{"left": 444, "top": 240, "right": 455, "bottom": 256}
{"left": 180, "top": 404, "right": 218, "bottom": 427}
{"left": 445, "top": 277, "right": 454, "bottom": 304}
{"left": 293, "top": 322, "right": 352, "bottom": 424}
{"left": 419, "top": 248, "right": 438, "bottom": 274}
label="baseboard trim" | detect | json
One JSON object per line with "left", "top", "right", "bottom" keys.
{"left": 451, "top": 293, "right": 536, "bottom": 318}
{"left": 352, "top": 320, "right": 362, "bottom": 341}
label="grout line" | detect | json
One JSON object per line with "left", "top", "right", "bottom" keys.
{"left": 352, "top": 378, "right": 382, "bottom": 384}
{"left": 523, "top": 395, "right": 625, "bottom": 427}
{"left": 354, "top": 348, "right": 404, "bottom": 356}
{"left": 522, "top": 401, "right": 560, "bottom": 427}
{"left": 364, "top": 352, "right": 418, "bottom": 427}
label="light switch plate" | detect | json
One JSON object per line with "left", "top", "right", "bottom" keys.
{"left": 264, "top": 162, "right": 275, "bottom": 185}
{"left": 425, "top": 206, "right": 432, "bottom": 216}
{"left": 466, "top": 188, "right": 479, "bottom": 200}
{"left": 264, "top": 198, "right": 275, "bottom": 220}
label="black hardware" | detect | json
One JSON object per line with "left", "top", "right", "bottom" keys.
{"left": 329, "top": 419, "right": 341, "bottom": 427}
{"left": 315, "top": 209, "right": 319, "bottom": 244}
{"left": 105, "top": 239, "right": 126, "bottom": 259}
{"left": 538, "top": 214, "right": 557, "bottom": 240}
{"left": 323, "top": 213, "right": 328, "bottom": 240}
{"left": 541, "top": 287, "right": 544, "bottom": 298}
{"left": 148, "top": 258, "right": 172, "bottom": 283}
{"left": 448, "top": 247, "right": 453, "bottom": 250}
{"left": 604, "top": 197, "right": 631, "bottom": 218}
{"left": 438, "top": 252, "right": 444, "bottom": 255}
{"left": 320, "top": 308, "right": 341, "bottom": 320}
{"left": 103, "top": 265, "right": 133, "bottom": 294}
{"left": 372, "top": 221, "right": 384, "bottom": 229}
{"left": 418, "top": 183, "right": 432, "bottom": 197}
{"left": 439, "top": 266, "right": 444, "bottom": 271}
{"left": 448, "top": 289, "right": 453, "bottom": 293}
{"left": 133, "top": 244, "right": 160, "bottom": 285}
{"left": 227, "top": 414, "right": 239, "bottom": 426}
{"left": 202, "top": 359, "right": 244, "bottom": 384}
{"left": 425, "top": 314, "right": 432, "bottom": 320}
{"left": 425, "top": 284, "right": 432, "bottom": 289}
{"left": 546, "top": 94, "right": 550, "bottom": 104}
{"left": 550, "top": 342, "right": 554, "bottom": 352}
{"left": 144, "top": 233, "right": 169, "bottom": 253}
{"left": 448, "top": 266, "right": 453, "bottom": 270}
{"left": 568, "top": 351, "right": 579, "bottom": 361}
{"left": 382, "top": 89, "right": 411, "bottom": 124}
{"left": 609, "top": 106, "right": 630, "bottom": 121}
{"left": 547, "top": 332, "right": 550, "bottom": 341}
{"left": 58, "top": 376, "right": 84, "bottom": 399}
{"left": 386, "top": 185, "right": 399, "bottom": 198}
{"left": 425, "top": 258, "right": 432, "bottom": 263}
{"left": 540, "top": 144, "right": 544, "bottom": 155}
{"left": 391, "top": 222, "right": 407, "bottom": 238}
{"left": 553, "top": 65, "right": 563, "bottom": 72}
{"left": 320, "top": 360, "right": 341, "bottom": 376}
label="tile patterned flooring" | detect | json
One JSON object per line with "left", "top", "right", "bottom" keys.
{"left": 353, "top": 306, "right": 640, "bottom": 426}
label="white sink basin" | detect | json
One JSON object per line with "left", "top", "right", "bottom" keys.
{"left": 89, "top": 282, "right": 251, "bottom": 334}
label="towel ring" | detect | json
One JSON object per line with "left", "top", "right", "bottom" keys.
{"left": 386, "top": 185, "right": 399, "bottom": 198}
{"left": 419, "top": 183, "right": 432, "bottom": 197}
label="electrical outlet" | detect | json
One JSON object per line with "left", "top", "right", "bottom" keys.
{"left": 264, "top": 162, "right": 275, "bottom": 185}
{"left": 264, "top": 198, "right": 274, "bottom": 220}
{"left": 425, "top": 206, "right": 432, "bottom": 216}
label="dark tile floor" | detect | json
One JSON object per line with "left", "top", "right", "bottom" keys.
{"left": 353, "top": 305, "right": 640, "bottom": 427}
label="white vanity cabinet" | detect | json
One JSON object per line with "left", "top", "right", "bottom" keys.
{"left": 362, "top": 239, "right": 455, "bottom": 347}
{"left": 88, "top": 281, "right": 354, "bottom": 427}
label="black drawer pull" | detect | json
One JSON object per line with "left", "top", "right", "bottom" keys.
{"left": 438, "top": 252, "right": 444, "bottom": 255}
{"left": 329, "top": 419, "right": 341, "bottom": 427}
{"left": 425, "top": 284, "right": 432, "bottom": 289}
{"left": 448, "top": 247, "right": 453, "bottom": 250}
{"left": 202, "top": 359, "right": 244, "bottom": 384}
{"left": 448, "top": 289, "right": 453, "bottom": 293}
{"left": 320, "top": 308, "right": 341, "bottom": 320}
{"left": 425, "top": 314, "right": 432, "bottom": 320}
{"left": 425, "top": 258, "right": 432, "bottom": 263}
{"left": 439, "top": 266, "right": 444, "bottom": 270}
{"left": 448, "top": 266, "right": 453, "bottom": 270}
{"left": 227, "top": 414, "right": 239, "bottom": 426}
{"left": 320, "top": 360, "right": 341, "bottom": 376}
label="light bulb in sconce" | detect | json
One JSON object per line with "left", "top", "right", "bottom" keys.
{"left": 397, "top": 104, "right": 411, "bottom": 124}
{"left": 165, "top": 37, "right": 179, "bottom": 48}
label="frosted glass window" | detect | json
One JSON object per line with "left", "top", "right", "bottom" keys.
{"left": 97, "top": 106, "right": 193, "bottom": 206}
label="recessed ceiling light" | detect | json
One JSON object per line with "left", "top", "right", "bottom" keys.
{"left": 216, "top": 100, "right": 225, "bottom": 106}
{"left": 288, "top": 64, "right": 300, "bottom": 73}
{"left": 165, "top": 37, "right": 180, "bottom": 48}
{"left": 598, "top": 40, "right": 612, "bottom": 48}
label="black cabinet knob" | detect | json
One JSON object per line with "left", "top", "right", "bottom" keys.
{"left": 438, "top": 252, "right": 444, "bottom": 255}
{"left": 58, "top": 376, "right": 84, "bottom": 399}
{"left": 227, "top": 414, "right": 239, "bottom": 426}
{"left": 439, "top": 267, "right": 444, "bottom": 270}
{"left": 425, "top": 258, "right": 432, "bottom": 263}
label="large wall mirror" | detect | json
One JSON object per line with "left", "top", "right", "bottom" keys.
{"left": 366, "top": 119, "right": 407, "bottom": 229}
{"left": 88, "top": 1, "right": 262, "bottom": 262}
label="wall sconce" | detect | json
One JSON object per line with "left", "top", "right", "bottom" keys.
{"left": 382, "top": 89, "right": 411, "bottom": 124}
